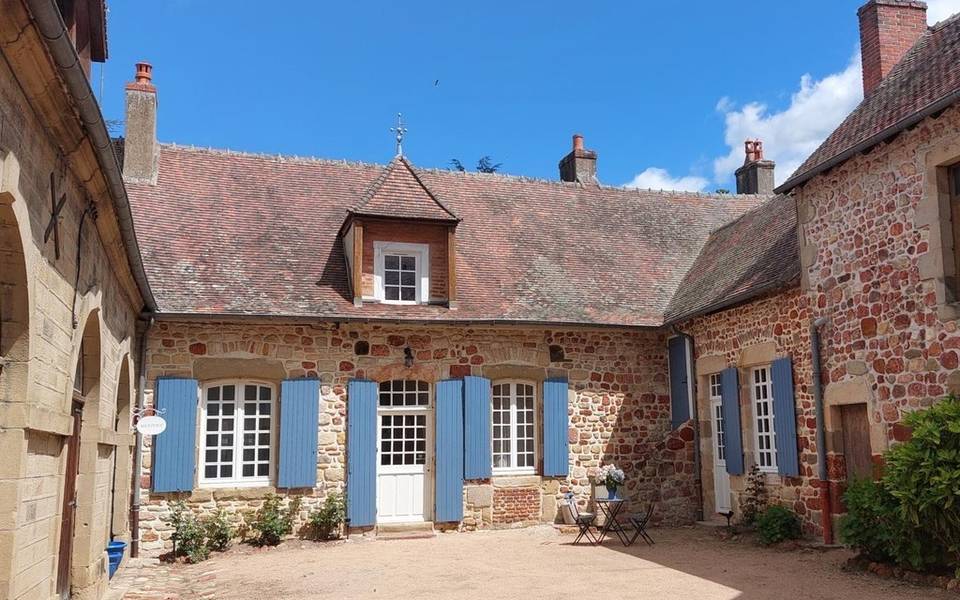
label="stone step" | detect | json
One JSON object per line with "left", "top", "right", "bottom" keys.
{"left": 376, "top": 521, "right": 436, "bottom": 540}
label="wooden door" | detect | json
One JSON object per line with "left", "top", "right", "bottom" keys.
{"left": 840, "top": 403, "right": 873, "bottom": 481}
{"left": 57, "top": 402, "right": 83, "bottom": 598}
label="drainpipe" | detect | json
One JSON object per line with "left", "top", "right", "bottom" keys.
{"left": 810, "top": 316, "right": 832, "bottom": 544}
{"left": 130, "top": 315, "right": 154, "bottom": 558}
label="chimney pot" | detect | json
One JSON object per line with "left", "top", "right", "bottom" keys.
{"left": 858, "top": 1, "right": 928, "bottom": 96}
{"left": 735, "top": 139, "right": 775, "bottom": 194}
{"left": 134, "top": 62, "right": 153, "bottom": 84}
{"left": 559, "top": 133, "right": 597, "bottom": 183}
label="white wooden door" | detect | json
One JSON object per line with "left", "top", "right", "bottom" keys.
{"left": 711, "top": 399, "right": 732, "bottom": 513}
{"left": 377, "top": 410, "right": 430, "bottom": 523}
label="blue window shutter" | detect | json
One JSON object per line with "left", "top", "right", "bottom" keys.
{"left": 772, "top": 357, "right": 800, "bottom": 477}
{"left": 277, "top": 378, "right": 320, "bottom": 488}
{"left": 720, "top": 368, "right": 745, "bottom": 476}
{"left": 346, "top": 379, "right": 377, "bottom": 527}
{"left": 152, "top": 378, "right": 198, "bottom": 493}
{"left": 543, "top": 378, "right": 570, "bottom": 477}
{"left": 669, "top": 337, "right": 691, "bottom": 429}
{"left": 463, "top": 375, "right": 492, "bottom": 479}
{"left": 435, "top": 379, "right": 464, "bottom": 522}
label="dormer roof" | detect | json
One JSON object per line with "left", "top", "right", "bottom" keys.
{"left": 348, "top": 155, "right": 459, "bottom": 223}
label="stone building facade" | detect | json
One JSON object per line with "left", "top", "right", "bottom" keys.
{"left": 135, "top": 321, "right": 698, "bottom": 554}
{"left": 0, "top": 1, "right": 152, "bottom": 599}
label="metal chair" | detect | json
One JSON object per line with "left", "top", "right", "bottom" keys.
{"left": 625, "top": 502, "right": 656, "bottom": 546}
{"left": 564, "top": 492, "right": 598, "bottom": 545}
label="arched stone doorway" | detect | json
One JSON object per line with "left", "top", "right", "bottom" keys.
{"left": 110, "top": 356, "right": 133, "bottom": 541}
{"left": 0, "top": 199, "right": 29, "bottom": 408}
{"left": 57, "top": 310, "right": 101, "bottom": 598}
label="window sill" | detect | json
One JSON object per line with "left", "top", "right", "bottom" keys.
{"left": 185, "top": 485, "right": 278, "bottom": 502}
{"left": 492, "top": 469, "right": 538, "bottom": 477}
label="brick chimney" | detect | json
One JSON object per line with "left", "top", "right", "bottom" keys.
{"left": 559, "top": 134, "right": 597, "bottom": 183}
{"left": 735, "top": 140, "right": 775, "bottom": 195}
{"left": 123, "top": 62, "right": 159, "bottom": 184}
{"left": 858, "top": 1, "right": 928, "bottom": 96}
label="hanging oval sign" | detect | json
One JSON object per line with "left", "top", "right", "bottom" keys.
{"left": 136, "top": 415, "right": 167, "bottom": 436}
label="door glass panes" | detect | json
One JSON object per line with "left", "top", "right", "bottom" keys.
{"left": 384, "top": 254, "right": 417, "bottom": 302}
{"left": 379, "top": 380, "right": 429, "bottom": 407}
{"left": 709, "top": 373, "right": 725, "bottom": 463}
{"left": 380, "top": 413, "right": 426, "bottom": 466}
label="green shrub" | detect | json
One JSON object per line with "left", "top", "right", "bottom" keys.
{"left": 308, "top": 492, "right": 346, "bottom": 540}
{"left": 739, "top": 464, "right": 767, "bottom": 526}
{"left": 883, "top": 398, "right": 960, "bottom": 572}
{"left": 756, "top": 505, "right": 801, "bottom": 545}
{"left": 167, "top": 501, "right": 209, "bottom": 563}
{"left": 249, "top": 494, "right": 301, "bottom": 546}
{"left": 839, "top": 397, "right": 960, "bottom": 574}
{"left": 839, "top": 478, "right": 900, "bottom": 562}
{"left": 202, "top": 509, "right": 234, "bottom": 552}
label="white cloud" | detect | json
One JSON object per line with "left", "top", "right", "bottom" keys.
{"left": 624, "top": 167, "right": 709, "bottom": 192}
{"left": 625, "top": 3, "right": 955, "bottom": 193}
{"left": 713, "top": 53, "right": 863, "bottom": 186}
{"left": 928, "top": 0, "right": 960, "bottom": 24}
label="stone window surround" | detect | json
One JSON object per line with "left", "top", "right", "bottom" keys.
{"left": 371, "top": 241, "right": 430, "bottom": 305}
{"left": 695, "top": 342, "right": 785, "bottom": 489}
{"left": 917, "top": 139, "right": 960, "bottom": 319}
{"left": 748, "top": 365, "right": 779, "bottom": 474}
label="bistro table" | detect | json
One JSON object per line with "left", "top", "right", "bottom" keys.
{"left": 593, "top": 498, "right": 629, "bottom": 545}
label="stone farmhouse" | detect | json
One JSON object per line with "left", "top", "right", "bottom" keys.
{"left": 2, "top": 0, "right": 960, "bottom": 598}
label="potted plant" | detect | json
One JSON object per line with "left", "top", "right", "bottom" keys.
{"left": 595, "top": 464, "right": 625, "bottom": 499}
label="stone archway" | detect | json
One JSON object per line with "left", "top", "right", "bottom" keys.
{"left": 0, "top": 197, "right": 29, "bottom": 408}
{"left": 110, "top": 355, "right": 134, "bottom": 540}
{"left": 60, "top": 309, "right": 103, "bottom": 597}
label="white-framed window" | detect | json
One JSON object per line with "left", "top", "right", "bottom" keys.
{"left": 200, "top": 380, "right": 275, "bottom": 488}
{"left": 373, "top": 241, "right": 429, "bottom": 304}
{"left": 492, "top": 380, "right": 537, "bottom": 474}
{"left": 709, "top": 373, "right": 726, "bottom": 465}
{"left": 751, "top": 366, "right": 777, "bottom": 473}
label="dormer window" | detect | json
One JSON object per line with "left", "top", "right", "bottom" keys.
{"left": 374, "top": 241, "right": 429, "bottom": 304}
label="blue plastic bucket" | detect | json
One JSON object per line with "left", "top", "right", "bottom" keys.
{"left": 106, "top": 540, "right": 126, "bottom": 578}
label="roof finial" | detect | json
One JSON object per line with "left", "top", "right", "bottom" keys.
{"left": 390, "top": 113, "right": 408, "bottom": 156}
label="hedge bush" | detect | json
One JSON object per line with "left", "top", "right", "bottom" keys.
{"left": 840, "top": 397, "right": 960, "bottom": 575}
{"left": 756, "top": 505, "right": 801, "bottom": 545}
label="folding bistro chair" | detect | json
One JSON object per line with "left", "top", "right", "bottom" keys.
{"left": 626, "top": 502, "right": 656, "bottom": 546}
{"left": 565, "top": 492, "right": 598, "bottom": 545}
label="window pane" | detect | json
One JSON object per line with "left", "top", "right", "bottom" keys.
{"left": 400, "top": 287, "right": 416, "bottom": 301}
{"left": 385, "top": 287, "right": 399, "bottom": 301}
{"left": 400, "top": 256, "right": 415, "bottom": 270}
{"left": 385, "top": 270, "right": 399, "bottom": 285}
{"left": 385, "top": 255, "right": 399, "bottom": 269}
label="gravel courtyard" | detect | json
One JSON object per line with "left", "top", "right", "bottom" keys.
{"left": 115, "top": 527, "right": 953, "bottom": 600}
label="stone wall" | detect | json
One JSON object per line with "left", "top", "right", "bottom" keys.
{"left": 0, "top": 16, "right": 142, "bottom": 600}
{"left": 793, "top": 102, "right": 960, "bottom": 532}
{"left": 678, "top": 288, "right": 823, "bottom": 533}
{"left": 138, "top": 320, "right": 699, "bottom": 553}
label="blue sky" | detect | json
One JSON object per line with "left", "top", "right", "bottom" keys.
{"left": 97, "top": 1, "right": 960, "bottom": 191}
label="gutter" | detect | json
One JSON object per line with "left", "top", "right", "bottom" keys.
{"left": 776, "top": 89, "right": 960, "bottom": 194}
{"left": 663, "top": 277, "right": 801, "bottom": 327}
{"left": 142, "top": 310, "right": 664, "bottom": 330}
{"left": 26, "top": 0, "right": 157, "bottom": 312}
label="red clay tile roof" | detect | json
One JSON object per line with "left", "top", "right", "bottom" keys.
{"left": 349, "top": 155, "right": 458, "bottom": 223}
{"left": 664, "top": 194, "right": 800, "bottom": 324}
{"left": 780, "top": 13, "right": 960, "bottom": 192}
{"left": 126, "top": 145, "right": 765, "bottom": 327}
